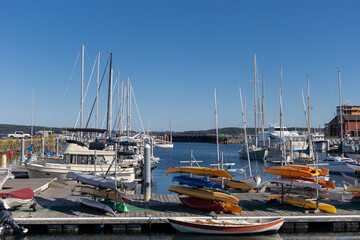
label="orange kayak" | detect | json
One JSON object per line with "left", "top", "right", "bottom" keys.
{"left": 264, "top": 165, "right": 319, "bottom": 178}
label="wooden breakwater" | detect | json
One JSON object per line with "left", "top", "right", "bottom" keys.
{"left": 172, "top": 134, "right": 242, "bottom": 144}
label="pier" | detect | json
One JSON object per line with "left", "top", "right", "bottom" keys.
{"left": 5, "top": 176, "right": 360, "bottom": 234}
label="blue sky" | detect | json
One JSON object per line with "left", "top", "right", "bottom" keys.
{"left": 1, "top": 1, "right": 360, "bottom": 132}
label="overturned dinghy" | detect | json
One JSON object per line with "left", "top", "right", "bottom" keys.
{"left": 66, "top": 172, "right": 137, "bottom": 191}
{"left": 77, "top": 198, "right": 115, "bottom": 216}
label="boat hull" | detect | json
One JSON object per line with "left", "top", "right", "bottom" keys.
{"left": 168, "top": 217, "right": 284, "bottom": 234}
{"left": 239, "top": 149, "right": 268, "bottom": 160}
{"left": 173, "top": 176, "right": 223, "bottom": 189}
{"left": 208, "top": 176, "right": 261, "bottom": 191}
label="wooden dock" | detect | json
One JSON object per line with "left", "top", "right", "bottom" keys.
{"left": 3, "top": 178, "right": 360, "bottom": 233}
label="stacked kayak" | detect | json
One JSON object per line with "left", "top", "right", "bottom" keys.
{"left": 167, "top": 167, "right": 242, "bottom": 213}
{"left": 265, "top": 164, "right": 336, "bottom": 213}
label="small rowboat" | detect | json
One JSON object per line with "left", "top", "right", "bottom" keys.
{"left": 77, "top": 198, "right": 115, "bottom": 216}
{"left": 166, "top": 167, "right": 233, "bottom": 179}
{"left": 0, "top": 188, "right": 35, "bottom": 210}
{"left": 168, "top": 217, "right": 285, "bottom": 234}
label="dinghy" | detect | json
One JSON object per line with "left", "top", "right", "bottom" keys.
{"left": 180, "top": 197, "right": 242, "bottom": 213}
{"left": 77, "top": 197, "right": 116, "bottom": 216}
{"left": 0, "top": 188, "right": 36, "bottom": 210}
{"left": 168, "top": 217, "right": 285, "bottom": 234}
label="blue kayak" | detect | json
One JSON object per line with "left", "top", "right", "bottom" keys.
{"left": 172, "top": 175, "right": 223, "bottom": 190}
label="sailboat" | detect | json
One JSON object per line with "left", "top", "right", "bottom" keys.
{"left": 238, "top": 53, "right": 268, "bottom": 160}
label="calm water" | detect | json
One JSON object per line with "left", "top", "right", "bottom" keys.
{"left": 9, "top": 142, "right": 360, "bottom": 239}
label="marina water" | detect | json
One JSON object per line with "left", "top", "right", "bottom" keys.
{"left": 13, "top": 142, "right": 360, "bottom": 239}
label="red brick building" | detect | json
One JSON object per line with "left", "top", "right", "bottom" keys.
{"left": 326, "top": 105, "right": 360, "bottom": 137}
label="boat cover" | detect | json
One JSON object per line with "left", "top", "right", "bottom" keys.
{"left": 0, "top": 188, "right": 34, "bottom": 200}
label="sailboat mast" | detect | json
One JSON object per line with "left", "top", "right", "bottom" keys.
{"left": 96, "top": 51, "right": 100, "bottom": 129}
{"left": 126, "top": 76, "right": 131, "bottom": 138}
{"left": 307, "top": 75, "right": 311, "bottom": 160}
{"left": 262, "top": 74, "right": 265, "bottom": 145}
{"left": 31, "top": 88, "right": 34, "bottom": 145}
{"left": 239, "top": 86, "right": 252, "bottom": 177}
{"left": 253, "top": 52, "right": 257, "bottom": 147}
{"left": 80, "top": 45, "right": 84, "bottom": 130}
{"left": 214, "top": 88, "right": 220, "bottom": 164}
{"left": 279, "top": 65, "right": 284, "bottom": 166}
{"left": 106, "top": 53, "right": 113, "bottom": 138}
{"left": 338, "top": 70, "right": 343, "bottom": 141}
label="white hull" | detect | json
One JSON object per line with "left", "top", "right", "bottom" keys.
{"left": 26, "top": 163, "right": 135, "bottom": 182}
{"left": 169, "top": 218, "right": 284, "bottom": 234}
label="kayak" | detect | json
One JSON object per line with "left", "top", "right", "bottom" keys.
{"left": 173, "top": 175, "right": 223, "bottom": 189}
{"left": 166, "top": 167, "right": 233, "bottom": 179}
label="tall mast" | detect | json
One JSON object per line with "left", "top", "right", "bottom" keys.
{"left": 31, "top": 88, "right": 34, "bottom": 145}
{"left": 253, "top": 52, "right": 257, "bottom": 147}
{"left": 262, "top": 74, "right": 265, "bottom": 145}
{"left": 96, "top": 51, "right": 100, "bottom": 129}
{"left": 307, "top": 75, "right": 312, "bottom": 160}
{"left": 127, "top": 76, "right": 131, "bottom": 137}
{"left": 214, "top": 88, "right": 220, "bottom": 164}
{"left": 116, "top": 71, "right": 120, "bottom": 135}
{"left": 106, "top": 53, "right": 113, "bottom": 138}
{"left": 239, "top": 86, "right": 252, "bottom": 177}
{"left": 279, "top": 65, "right": 284, "bottom": 166}
{"left": 338, "top": 70, "right": 344, "bottom": 156}
{"left": 80, "top": 45, "right": 84, "bottom": 129}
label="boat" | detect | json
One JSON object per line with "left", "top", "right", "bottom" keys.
{"left": 172, "top": 176, "right": 223, "bottom": 190}
{"left": 77, "top": 197, "right": 115, "bottom": 216}
{"left": 154, "top": 140, "right": 174, "bottom": 149}
{"left": 264, "top": 165, "right": 319, "bottom": 178}
{"left": 0, "top": 188, "right": 36, "bottom": 210}
{"left": 168, "top": 185, "right": 239, "bottom": 204}
{"left": 26, "top": 160, "right": 135, "bottom": 182}
{"left": 166, "top": 167, "right": 233, "bottom": 179}
{"left": 342, "top": 181, "right": 360, "bottom": 193}
{"left": 66, "top": 172, "right": 137, "bottom": 191}
{"left": 238, "top": 146, "right": 268, "bottom": 160}
{"left": 208, "top": 176, "right": 261, "bottom": 191}
{"left": 318, "top": 156, "right": 355, "bottom": 174}
{"left": 168, "top": 217, "right": 285, "bottom": 234}
{"left": 268, "top": 195, "right": 336, "bottom": 214}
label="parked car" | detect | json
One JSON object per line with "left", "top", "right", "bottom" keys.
{"left": 8, "top": 131, "right": 30, "bottom": 139}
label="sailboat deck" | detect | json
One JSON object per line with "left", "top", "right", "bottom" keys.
{"left": 6, "top": 178, "right": 360, "bottom": 227}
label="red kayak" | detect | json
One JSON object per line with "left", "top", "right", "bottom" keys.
{"left": 180, "top": 197, "right": 225, "bottom": 212}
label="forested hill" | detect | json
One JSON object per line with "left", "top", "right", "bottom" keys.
{"left": 0, "top": 124, "right": 64, "bottom": 134}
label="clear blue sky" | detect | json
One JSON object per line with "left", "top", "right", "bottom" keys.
{"left": 1, "top": 1, "right": 360, "bottom": 132}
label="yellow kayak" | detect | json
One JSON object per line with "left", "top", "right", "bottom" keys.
{"left": 264, "top": 165, "right": 319, "bottom": 178}
{"left": 208, "top": 178, "right": 250, "bottom": 190}
{"left": 268, "top": 195, "right": 336, "bottom": 214}
{"left": 222, "top": 202, "right": 242, "bottom": 213}
{"left": 166, "top": 167, "right": 233, "bottom": 179}
{"left": 168, "top": 185, "right": 239, "bottom": 204}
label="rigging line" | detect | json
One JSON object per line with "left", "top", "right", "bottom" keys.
{"left": 50, "top": 51, "right": 81, "bottom": 130}
{"left": 84, "top": 56, "right": 110, "bottom": 128}
{"left": 131, "top": 85, "right": 145, "bottom": 134}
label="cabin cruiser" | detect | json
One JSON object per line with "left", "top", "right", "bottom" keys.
{"left": 25, "top": 140, "right": 135, "bottom": 181}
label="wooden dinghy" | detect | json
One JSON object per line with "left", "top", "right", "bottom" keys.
{"left": 77, "top": 197, "right": 116, "bottom": 216}
{"left": 168, "top": 185, "right": 239, "bottom": 204}
{"left": 166, "top": 167, "right": 233, "bottom": 179}
{"left": 264, "top": 165, "right": 319, "bottom": 178}
{"left": 168, "top": 217, "right": 285, "bottom": 234}
{"left": 208, "top": 176, "right": 261, "bottom": 191}
{"left": 268, "top": 195, "right": 336, "bottom": 214}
